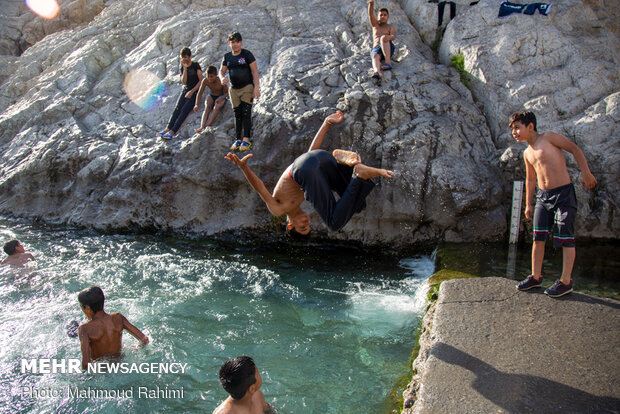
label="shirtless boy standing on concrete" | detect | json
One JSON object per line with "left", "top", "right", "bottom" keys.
{"left": 194, "top": 65, "right": 229, "bottom": 133}
{"left": 1, "top": 240, "right": 35, "bottom": 267}
{"left": 77, "top": 286, "right": 149, "bottom": 369}
{"left": 367, "top": 0, "right": 396, "bottom": 79}
{"left": 511, "top": 111, "right": 597, "bottom": 298}
{"left": 225, "top": 111, "right": 393, "bottom": 236}
{"left": 213, "top": 356, "right": 275, "bottom": 414}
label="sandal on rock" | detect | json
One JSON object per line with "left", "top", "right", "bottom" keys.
{"left": 230, "top": 140, "right": 242, "bottom": 151}
{"left": 381, "top": 63, "right": 392, "bottom": 71}
{"left": 162, "top": 132, "right": 174, "bottom": 140}
{"left": 239, "top": 141, "right": 252, "bottom": 152}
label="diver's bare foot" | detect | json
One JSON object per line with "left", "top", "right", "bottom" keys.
{"left": 333, "top": 149, "right": 361, "bottom": 166}
{"left": 325, "top": 110, "right": 344, "bottom": 125}
{"left": 353, "top": 164, "right": 394, "bottom": 179}
{"left": 194, "top": 127, "right": 205, "bottom": 133}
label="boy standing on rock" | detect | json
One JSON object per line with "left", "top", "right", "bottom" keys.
{"left": 510, "top": 111, "right": 597, "bottom": 298}
{"left": 219, "top": 32, "right": 260, "bottom": 152}
{"left": 367, "top": 0, "right": 396, "bottom": 80}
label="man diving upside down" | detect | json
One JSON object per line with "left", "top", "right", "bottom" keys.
{"left": 225, "top": 111, "right": 393, "bottom": 235}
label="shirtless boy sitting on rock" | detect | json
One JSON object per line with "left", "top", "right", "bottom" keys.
{"left": 225, "top": 111, "right": 393, "bottom": 236}
{"left": 1, "top": 239, "right": 35, "bottom": 267}
{"left": 367, "top": 0, "right": 396, "bottom": 79}
{"left": 77, "top": 286, "right": 149, "bottom": 369}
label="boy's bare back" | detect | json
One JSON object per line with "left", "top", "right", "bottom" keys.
{"left": 78, "top": 312, "right": 148, "bottom": 368}
{"left": 1, "top": 252, "right": 35, "bottom": 267}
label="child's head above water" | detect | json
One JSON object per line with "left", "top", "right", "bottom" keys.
{"left": 78, "top": 286, "right": 105, "bottom": 314}
{"left": 3, "top": 239, "right": 20, "bottom": 255}
{"left": 219, "top": 356, "right": 261, "bottom": 400}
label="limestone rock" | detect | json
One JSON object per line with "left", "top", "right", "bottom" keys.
{"left": 0, "top": 0, "right": 616, "bottom": 245}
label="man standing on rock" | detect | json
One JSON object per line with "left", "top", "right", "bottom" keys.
{"left": 367, "top": 0, "right": 396, "bottom": 80}
{"left": 224, "top": 111, "right": 393, "bottom": 236}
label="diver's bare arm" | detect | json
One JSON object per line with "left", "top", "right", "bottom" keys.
{"left": 225, "top": 153, "right": 286, "bottom": 216}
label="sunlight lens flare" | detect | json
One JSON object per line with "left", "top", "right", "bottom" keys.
{"left": 25, "top": 0, "right": 60, "bottom": 19}
{"left": 123, "top": 69, "right": 166, "bottom": 111}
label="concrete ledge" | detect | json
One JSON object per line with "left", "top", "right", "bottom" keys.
{"left": 403, "top": 277, "right": 620, "bottom": 414}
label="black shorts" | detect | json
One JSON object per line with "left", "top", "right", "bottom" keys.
{"left": 533, "top": 183, "right": 577, "bottom": 248}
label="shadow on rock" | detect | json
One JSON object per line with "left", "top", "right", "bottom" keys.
{"left": 431, "top": 342, "right": 620, "bottom": 414}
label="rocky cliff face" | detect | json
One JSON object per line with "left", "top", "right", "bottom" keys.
{"left": 0, "top": 0, "right": 617, "bottom": 245}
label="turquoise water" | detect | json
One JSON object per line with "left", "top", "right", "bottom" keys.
{"left": 0, "top": 219, "right": 433, "bottom": 413}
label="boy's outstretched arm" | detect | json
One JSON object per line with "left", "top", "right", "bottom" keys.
{"left": 367, "top": 0, "right": 378, "bottom": 26}
{"left": 78, "top": 325, "right": 93, "bottom": 370}
{"left": 548, "top": 132, "right": 597, "bottom": 189}
{"left": 122, "top": 314, "right": 149, "bottom": 345}
{"left": 224, "top": 153, "right": 286, "bottom": 216}
{"left": 308, "top": 111, "right": 344, "bottom": 152}
{"left": 524, "top": 153, "right": 536, "bottom": 220}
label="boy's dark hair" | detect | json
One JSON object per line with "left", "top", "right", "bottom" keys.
{"left": 379, "top": 7, "right": 389, "bottom": 15}
{"left": 180, "top": 47, "right": 192, "bottom": 57}
{"left": 509, "top": 111, "right": 537, "bottom": 131}
{"left": 287, "top": 227, "right": 311, "bottom": 240}
{"left": 78, "top": 286, "right": 105, "bottom": 313}
{"left": 228, "top": 32, "right": 242, "bottom": 42}
{"left": 219, "top": 356, "right": 257, "bottom": 400}
{"left": 3, "top": 240, "right": 19, "bottom": 255}
{"left": 206, "top": 65, "right": 218, "bottom": 75}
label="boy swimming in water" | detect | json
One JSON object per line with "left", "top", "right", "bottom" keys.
{"left": 225, "top": 111, "right": 393, "bottom": 236}
{"left": 194, "top": 65, "right": 229, "bottom": 133}
{"left": 1, "top": 239, "right": 35, "bottom": 267}
{"left": 77, "top": 286, "right": 149, "bottom": 369}
{"left": 510, "top": 111, "right": 597, "bottom": 298}
{"left": 213, "top": 356, "right": 275, "bottom": 414}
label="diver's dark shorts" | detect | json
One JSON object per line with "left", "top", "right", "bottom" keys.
{"left": 291, "top": 150, "right": 375, "bottom": 231}
{"left": 533, "top": 183, "right": 577, "bottom": 248}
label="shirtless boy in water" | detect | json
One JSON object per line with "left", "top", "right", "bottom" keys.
{"left": 213, "top": 356, "right": 275, "bottom": 414}
{"left": 1, "top": 240, "right": 35, "bottom": 267}
{"left": 225, "top": 111, "right": 393, "bottom": 236}
{"left": 194, "top": 65, "right": 229, "bottom": 132}
{"left": 367, "top": 0, "right": 396, "bottom": 79}
{"left": 77, "top": 286, "right": 149, "bottom": 369}
{"left": 511, "top": 111, "right": 597, "bottom": 298}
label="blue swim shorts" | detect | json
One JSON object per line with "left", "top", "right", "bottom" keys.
{"left": 370, "top": 41, "right": 395, "bottom": 61}
{"left": 533, "top": 183, "right": 577, "bottom": 248}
